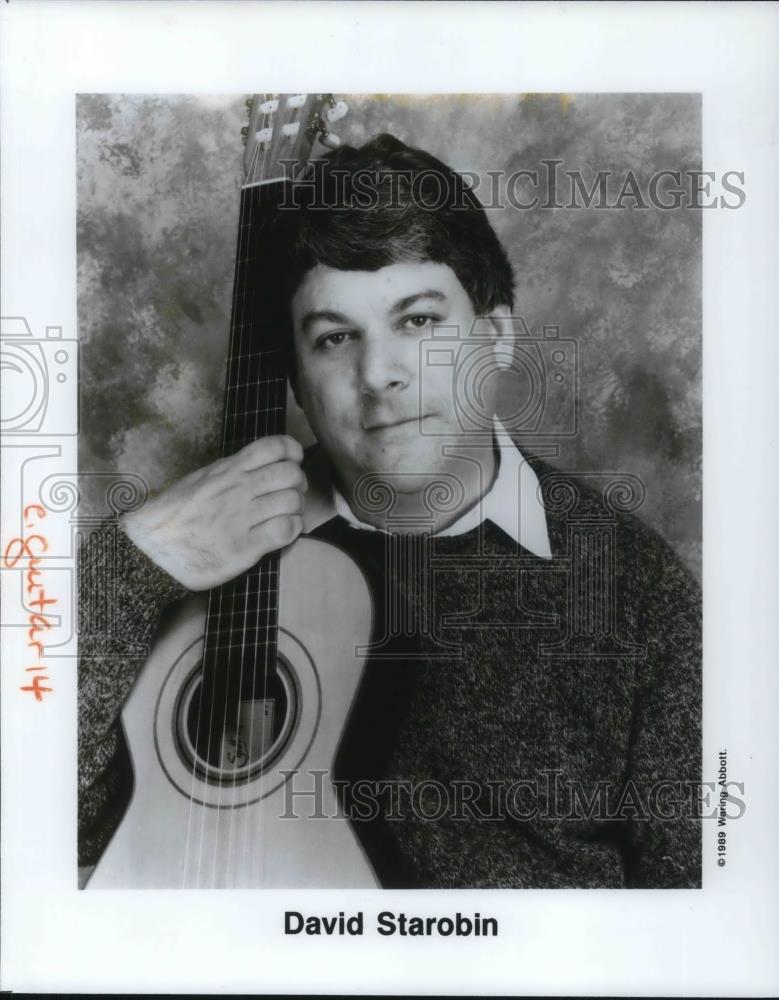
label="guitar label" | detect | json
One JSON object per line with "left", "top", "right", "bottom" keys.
{"left": 219, "top": 699, "right": 275, "bottom": 770}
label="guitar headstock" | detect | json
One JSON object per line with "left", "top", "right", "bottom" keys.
{"left": 241, "top": 93, "right": 349, "bottom": 187}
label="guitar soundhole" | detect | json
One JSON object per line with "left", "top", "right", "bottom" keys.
{"left": 175, "top": 657, "right": 298, "bottom": 785}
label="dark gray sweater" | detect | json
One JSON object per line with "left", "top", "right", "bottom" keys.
{"left": 78, "top": 452, "right": 701, "bottom": 888}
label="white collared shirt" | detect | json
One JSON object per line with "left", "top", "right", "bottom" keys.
{"left": 332, "top": 419, "right": 552, "bottom": 559}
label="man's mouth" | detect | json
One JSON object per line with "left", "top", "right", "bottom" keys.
{"left": 364, "top": 415, "right": 433, "bottom": 431}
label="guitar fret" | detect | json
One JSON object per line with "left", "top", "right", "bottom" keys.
{"left": 207, "top": 596, "right": 279, "bottom": 612}
{"left": 206, "top": 611, "right": 279, "bottom": 624}
{"left": 224, "top": 402, "right": 285, "bottom": 411}
{"left": 204, "top": 622, "right": 278, "bottom": 636}
{"left": 209, "top": 594, "right": 278, "bottom": 622}
{"left": 204, "top": 608, "right": 280, "bottom": 635}
{"left": 203, "top": 641, "right": 279, "bottom": 653}
{"left": 213, "top": 577, "right": 279, "bottom": 588}
{"left": 208, "top": 596, "right": 279, "bottom": 609}
{"left": 205, "top": 633, "right": 278, "bottom": 645}
{"left": 227, "top": 355, "right": 284, "bottom": 366}
{"left": 228, "top": 350, "right": 282, "bottom": 360}
{"left": 213, "top": 575, "right": 280, "bottom": 588}
{"left": 226, "top": 378, "right": 286, "bottom": 390}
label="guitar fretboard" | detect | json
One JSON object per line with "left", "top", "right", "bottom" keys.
{"left": 200, "top": 179, "right": 290, "bottom": 736}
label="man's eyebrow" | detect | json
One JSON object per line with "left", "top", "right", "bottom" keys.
{"left": 300, "top": 310, "right": 351, "bottom": 335}
{"left": 390, "top": 290, "right": 448, "bottom": 314}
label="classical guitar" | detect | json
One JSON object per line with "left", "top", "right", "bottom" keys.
{"left": 87, "top": 95, "right": 378, "bottom": 889}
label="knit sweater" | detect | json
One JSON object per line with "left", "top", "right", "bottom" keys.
{"left": 78, "top": 450, "right": 701, "bottom": 888}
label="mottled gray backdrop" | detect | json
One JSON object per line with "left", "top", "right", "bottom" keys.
{"left": 76, "top": 94, "right": 701, "bottom": 579}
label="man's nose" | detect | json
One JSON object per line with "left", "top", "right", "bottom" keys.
{"left": 358, "top": 334, "right": 410, "bottom": 396}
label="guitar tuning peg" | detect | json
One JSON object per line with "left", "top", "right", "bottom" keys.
{"left": 245, "top": 98, "right": 254, "bottom": 110}
{"left": 326, "top": 101, "right": 348, "bottom": 124}
{"left": 320, "top": 132, "right": 342, "bottom": 149}
{"left": 240, "top": 126, "right": 249, "bottom": 136}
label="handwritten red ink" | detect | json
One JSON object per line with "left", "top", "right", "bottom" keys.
{"left": 3, "top": 533, "right": 48, "bottom": 566}
{"left": 24, "top": 504, "right": 47, "bottom": 525}
{"left": 3, "top": 504, "right": 57, "bottom": 700}
{"left": 20, "top": 674, "right": 54, "bottom": 701}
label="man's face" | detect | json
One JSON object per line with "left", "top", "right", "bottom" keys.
{"left": 291, "top": 260, "right": 506, "bottom": 497}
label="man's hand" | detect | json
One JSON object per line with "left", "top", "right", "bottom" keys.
{"left": 121, "top": 435, "right": 306, "bottom": 591}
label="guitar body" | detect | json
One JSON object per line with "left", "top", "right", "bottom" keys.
{"left": 87, "top": 536, "right": 378, "bottom": 889}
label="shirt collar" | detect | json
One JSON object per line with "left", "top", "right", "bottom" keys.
{"left": 332, "top": 418, "right": 552, "bottom": 559}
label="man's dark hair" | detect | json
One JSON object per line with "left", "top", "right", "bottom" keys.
{"left": 272, "top": 132, "right": 515, "bottom": 313}
{"left": 257, "top": 133, "right": 515, "bottom": 388}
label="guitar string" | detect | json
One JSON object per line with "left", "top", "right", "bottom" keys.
{"left": 182, "top": 111, "right": 262, "bottom": 889}
{"left": 233, "top": 97, "right": 286, "bottom": 888}
{"left": 232, "top": 101, "right": 273, "bottom": 887}
{"left": 247, "top": 96, "right": 294, "bottom": 889}
{"left": 198, "top": 100, "right": 268, "bottom": 889}
{"left": 237, "top": 96, "right": 279, "bottom": 888}
{"left": 262, "top": 99, "right": 304, "bottom": 881}
{"left": 220, "top": 101, "right": 273, "bottom": 888}
{"left": 222, "top": 131, "right": 260, "bottom": 887}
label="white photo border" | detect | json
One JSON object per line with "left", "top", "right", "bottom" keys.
{"left": 1, "top": 1, "right": 777, "bottom": 994}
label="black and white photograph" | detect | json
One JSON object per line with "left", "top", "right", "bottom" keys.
{"left": 1, "top": 2, "right": 777, "bottom": 995}
{"left": 76, "top": 91, "right": 703, "bottom": 891}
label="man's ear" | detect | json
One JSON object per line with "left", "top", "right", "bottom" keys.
{"left": 485, "top": 304, "right": 514, "bottom": 369}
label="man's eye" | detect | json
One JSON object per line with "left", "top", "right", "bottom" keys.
{"left": 403, "top": 315, "right": 437, "bottom": 330}
{"left": 317, "top": 331, "right": 352, "bottom": 350}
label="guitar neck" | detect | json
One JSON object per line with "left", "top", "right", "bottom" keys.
{"left": 221, "top": 180, "right": 290, "bottom": 454}
{"left": 195, "top": 93, "right": 346, "bottom": 746}
{"left": 203, "top": 178, "right": 289, "bottom": 705}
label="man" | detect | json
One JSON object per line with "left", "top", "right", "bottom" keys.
{"left": 78, "top": 134, "right": 701, "bottom": 888}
